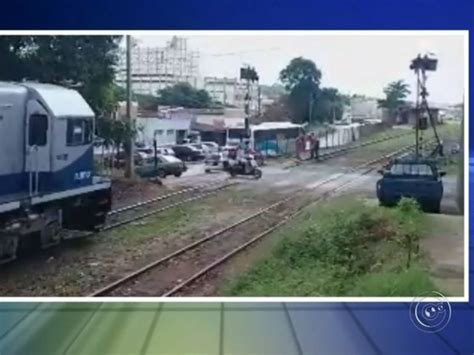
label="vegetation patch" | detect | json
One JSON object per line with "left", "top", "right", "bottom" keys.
{"left": 225, "top": 197, "right": 436, "bottom": 297}
{"left": 102, "top": 203, "right": 204, "bottom": 245}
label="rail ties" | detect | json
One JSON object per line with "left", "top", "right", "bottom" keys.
{"left": 103, "top": 180, "right": 237, "bottom": 232}
{"left": 88, "top": 143, "right": 417, "bottom": 298}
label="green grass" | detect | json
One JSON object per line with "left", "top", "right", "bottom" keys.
{"left": 225, "top": 197, "right": 436, "bottom": 297}
{"left": 102, "top": 204, "right": 204, "bottom": 245}
{"left": 439, "top": 155, "right": 461, "bottom": 175}
{"left": 351, "top": 265, "right": 436, "bottom": 297}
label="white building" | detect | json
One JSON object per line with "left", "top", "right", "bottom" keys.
{"left": 203, "top": 77, "right": 259, "bottom": 112}
{"left": 136, "top": 108, "right": 193, "bottom": 146}
{"left": 116, "top": 37, "right": 200, "bottom": 96}
{"left": 350, "top": 97, "right": 383, "bottom": 122}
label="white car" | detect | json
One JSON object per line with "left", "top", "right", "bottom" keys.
{"left": 201, "top": 141, "right": 220, "bottom": 153}
{"left": 136, "top": 146, "right": 176, "bottom": 159}
{"left": 204, "top": 145, "right": 237, "bottom": 172}
{"left": 189, "top": 143, "right": 209, "bottom": 154}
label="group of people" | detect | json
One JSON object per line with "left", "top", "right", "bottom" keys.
{"left": 296, "top": 132, "right": 320, "bottom": 160}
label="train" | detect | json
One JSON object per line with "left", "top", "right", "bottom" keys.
{"left": 0, "top": 82, "right": 112, "bottom": 264}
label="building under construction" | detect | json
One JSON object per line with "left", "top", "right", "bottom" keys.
{"left": 116, "top": 36, "right": 200, "bottom": 96}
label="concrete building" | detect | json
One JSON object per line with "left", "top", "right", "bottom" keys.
{"left": 203, "top": 77, "right": 259, "bottom": 112}
{"left": 114, "top": 101, "right": 139, "bottom": 120}
{"left": 399, "top": 107, "right": 440, "bottom": 127}
{"left": 116, "top": 37, "right": 200, "bottom": 96}
{"left": 350, "top": 97, "right": 383, "bottom": 122}
{"left": 136, "top": 107, "right": 193, "bottom": 146}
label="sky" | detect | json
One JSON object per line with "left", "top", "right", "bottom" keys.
{"left": 134, "top": 33, "right": 466, "bottom": 105}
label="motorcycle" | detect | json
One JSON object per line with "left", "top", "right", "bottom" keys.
{"left": 223, "top": 155, "right": 262, "bottom": 179}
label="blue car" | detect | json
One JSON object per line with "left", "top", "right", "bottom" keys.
{"left": 376, "top": 158, "right": 445, "bottom": 213}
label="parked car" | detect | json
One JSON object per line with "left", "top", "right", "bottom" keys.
{"left": 172, "top": 145, "right": 205, "bottom": 161}
{"left": 205, "top": 145, "right": 237, "bottom": 172}
{"left": 109, "top": 151, "right": 144, "bottom": 168}
{"left": 135, "top": 155, "right": 187, "bottom": 178}
{"left": 376, "top": 158, "right": 445, "bottom": 213}
{"left": 136, "top": 146, "right": 176, "bottom": 158}
{"left": 200, "top": 141, "right": 220, "bottom": 153}
{"left": 189, "top": 143, "right": 210, "bottom": 155}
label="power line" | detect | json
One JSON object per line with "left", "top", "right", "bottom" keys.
{"left": 201, "top": 47, "right": 281, "bottom": 57}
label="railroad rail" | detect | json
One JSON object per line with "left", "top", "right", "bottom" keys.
{"left": 89, "top": 141, "right": 425, "bottom": 297}
{"left": 101, "top": 180, "right": 236, "bottom": 232}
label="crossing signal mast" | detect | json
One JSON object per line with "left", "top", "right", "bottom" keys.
{"left": 410, "top": 53, "right": 442, "bottom": 159}
{"left": 240, "top": 66, "right": 259, "bottom": 141}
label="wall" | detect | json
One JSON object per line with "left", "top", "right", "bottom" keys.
{"left": 350, "top": 98, "right": 383, "bottom": 120}
{"left": 136, "top": 116, "right": 191, "bottom": 146}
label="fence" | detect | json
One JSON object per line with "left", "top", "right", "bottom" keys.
{"left": 255, "top": 122, "right": 388, "bottom": 159}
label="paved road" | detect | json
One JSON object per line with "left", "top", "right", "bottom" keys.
{"left": 162, "top": 159, "right": 461, "bottom": 215}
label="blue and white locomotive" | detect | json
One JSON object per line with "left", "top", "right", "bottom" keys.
{"left": 0, "top": 82, "right": 112, "bottom": 263}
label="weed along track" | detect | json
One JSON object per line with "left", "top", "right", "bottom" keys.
{"left": 101, "top": 180, "right": 237, "bottom": 232}
{"left": 89, "top": 143, "right": 424, "bottom": 297}
{"left": 0, "top": 180, "right": 235, "bottom": 270}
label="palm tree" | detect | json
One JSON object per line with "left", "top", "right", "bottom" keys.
{"left": 378, "top": 80, "right": 411, "bottom": 123}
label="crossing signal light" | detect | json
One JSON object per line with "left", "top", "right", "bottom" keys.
{"left": 240, "top": 67, "right": 259, "bottom": 82}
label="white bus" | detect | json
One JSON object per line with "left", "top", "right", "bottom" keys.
{"left": 226, "top": 122, "right": 304, "bottom": 156}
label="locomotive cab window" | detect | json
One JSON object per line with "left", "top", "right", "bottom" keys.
{"left": 67, "top": 118, "right": 92, "bottom": 146}
{"left": 29, "top": 114, "right": 48, "bottom": 146}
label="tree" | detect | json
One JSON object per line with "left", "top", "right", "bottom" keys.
{"left": 279, "top": 57, "right": 322, "bottom": 123}
{"left": 259, "top": 83, "right": 286, "bottom": 99}
{"left": 378, "top": 80, "right": 411, "bottom": 121}
{"left": 259, "top": 94, "right": 293, "bottom": 122}
{"left": 0, "top": 36, "right": 121, "bottom": 117}
{"left": 157, "top": 82, "right": 212, "bottom": 108}
{"left": 313, "top": 88, "right": 349, "bottom": 123}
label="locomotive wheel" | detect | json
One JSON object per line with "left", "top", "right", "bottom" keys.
{"left": 0, "top": 235, "right": 19, "bottom": 264}
{"left": 41, "top": 220, "right": 61, "bottom": 249}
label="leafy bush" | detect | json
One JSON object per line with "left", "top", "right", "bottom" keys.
{"left": 227, "top": 197, "right": 430, "bottom": 297}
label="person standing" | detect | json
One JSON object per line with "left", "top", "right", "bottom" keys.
{"left": 309, "top": 133, "right": 316, "bottom": 159}
{"left": 313, "top": 133, "right": 320, "bottom": 160}
{"left": 296, "top": 133, "right": 304, "bottom": 160}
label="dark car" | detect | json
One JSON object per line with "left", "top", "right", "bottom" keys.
{"left": 171, "top": 145, "right": 205, "bottom": 161}
{"left": 376, "top": 158, "right": 445, "bottom": 213}
{"left": 135, "top": 155, "right": 187, "bottom": 179}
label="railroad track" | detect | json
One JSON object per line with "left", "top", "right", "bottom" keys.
{"left": 89, "top": 142, "right": 425, "bottom": 297}
{"left": 102, "top": 179, "right": 237, "bottom": 232}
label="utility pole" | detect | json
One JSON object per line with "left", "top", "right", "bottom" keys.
{"left": 125, "top": 35, "right": 135, "bottom": 179}
{"left": 257, "top": 82, "right": 261, "bottom": 117}
{"left": 244, "top": 78, "right": 250, "bottom": 145}
{"left": 415, "top": 67, "right": 420, "bottom": 158}
{"left": 240, "top": 66, "right": 259, "bottom": 143}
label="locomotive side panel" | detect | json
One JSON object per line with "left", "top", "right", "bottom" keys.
{"left": 0, "top": 83, "right": 112, "bottom": 264}
{"left": 0, "top": 84, "right": 27, "bottom": 197}
{"left": 28, "top": 85, "right": 95, "bottom": 192}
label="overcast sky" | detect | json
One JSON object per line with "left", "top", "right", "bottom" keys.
{"left": 135, "top": 33, "right": 465, "bottom": 104}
